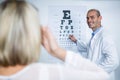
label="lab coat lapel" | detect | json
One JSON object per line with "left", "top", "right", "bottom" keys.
{"left": 88, "top": 28, "right": 103, "bottom": 62}
{"left": 90, "top": 28, "right": 103, "bottom": 49}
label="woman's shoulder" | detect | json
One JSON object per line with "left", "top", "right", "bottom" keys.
{"left": 29, "top": 62, "right": 63, "bottom": 70}
{"left": 15, "top": 63, "right": 60, "bottom": 80}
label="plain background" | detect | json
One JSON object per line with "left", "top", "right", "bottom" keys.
{"left": 32, "top": 0, "right": 120, "bottom": 80}
{"left": 0, "top": 0, "right": 119, "bottom": 80}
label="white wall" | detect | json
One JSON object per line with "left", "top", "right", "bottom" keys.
{"left": 1, "top": 0, "right": 120, "bottom": 79}
{"left": 1, "top": 0, "right": 119, "bottom": 79}
{"left": 29, "top": 0, "right": 120, "bottom": 80}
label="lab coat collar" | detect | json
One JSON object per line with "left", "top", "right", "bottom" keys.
{"left": 92, "top": 26, "right": 103, "bottom": 37}
{"left": 90, "top": 26, "right": 103, "bottom": 49}
{"left": 92, "top": 26, "right": 103, "bottom": 40}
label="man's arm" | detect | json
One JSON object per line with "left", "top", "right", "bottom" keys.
{"left": 69, "top": 35, "right": 87, "bottom": 52}
{"left": 99, "top": 37, "right": 119, "bottom": 73}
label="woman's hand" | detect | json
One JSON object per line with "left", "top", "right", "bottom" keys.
{"left": 41, "top": 27, "right": 66, "bottom": 61}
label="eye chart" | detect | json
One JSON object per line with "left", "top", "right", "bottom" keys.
{"left": 48, "top": 6, "right": 86, "bottom": 51}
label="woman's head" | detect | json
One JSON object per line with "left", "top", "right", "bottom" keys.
{"left": 0, "top": 0, "right": 41, "bottom": 67}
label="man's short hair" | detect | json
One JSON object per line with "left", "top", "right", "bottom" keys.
{"left": 87, "top": 9, "right": 101, "bottom": 17}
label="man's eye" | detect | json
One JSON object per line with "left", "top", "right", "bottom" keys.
{"left": 86, "top": 17, "right": 89, "bottom": 20}
{"left": 91, "top": 16, "right": 94, "bottom": 19}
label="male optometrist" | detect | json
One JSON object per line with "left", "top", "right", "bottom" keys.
{"left": 69, "top": 9, "right": 119, "bottom": 79}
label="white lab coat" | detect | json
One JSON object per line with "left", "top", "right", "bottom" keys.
{"left": 76, "top": 27, "right": 119, "bottom": 79}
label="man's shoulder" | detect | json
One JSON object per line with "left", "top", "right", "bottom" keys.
{"left": 101, "top": 32, "right": 115, "bottom": 45}
{"left": 101, "top": 29, "right": 113, "bottom": 38}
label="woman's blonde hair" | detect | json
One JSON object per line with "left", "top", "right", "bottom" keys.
{"left": 0, "top": 0, "right": 41, "bottom": 67}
